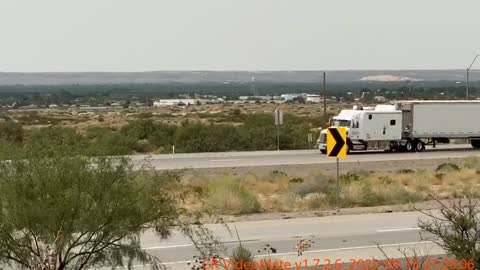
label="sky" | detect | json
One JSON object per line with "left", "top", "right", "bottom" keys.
{"left": 1, "top": 0, "right": 480, "bottom": 72}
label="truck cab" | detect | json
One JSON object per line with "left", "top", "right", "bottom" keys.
{"left": 318, "top": 109, "right": 359, "bottom": 154}
{"left": 318, "top": 105, "right": 402, "bottom": 153}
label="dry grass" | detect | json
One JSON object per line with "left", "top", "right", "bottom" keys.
{"left": 182, "top": 157, "right": 480, "bottom": 215}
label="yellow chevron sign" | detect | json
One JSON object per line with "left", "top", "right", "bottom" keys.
{"left": 327, "top": 127, "right": 347, "bottom": 158}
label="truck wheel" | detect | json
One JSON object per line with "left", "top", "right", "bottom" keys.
{"left": 405, "top": 140, "right": 414, "bottom": 152}
{"left": 414, "top": 141, "right": 425, "bottom": 152}
{"left": 320, "top": 149, "right": 327, "bottom": 154}
{"left": 472, "top": 140, "right": 480, "bottom": 149}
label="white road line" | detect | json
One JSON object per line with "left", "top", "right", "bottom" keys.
{"left": 210, "top": 159, "right": 243, "bottom": 162}
{"left": 255, "top": 240, "right": 432, "bottom": 258}
{"left": 377, "top": 227, "right": 421, "bottom": 232}
{"left": 142, "top": 244, "right": 193, "bottom": 250}
{"left": 97, "top": 241, "right": 434, "bottom": 269}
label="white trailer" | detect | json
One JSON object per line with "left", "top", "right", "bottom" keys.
{"left": 318, "top": 100, "right": 480, "bottom": 153}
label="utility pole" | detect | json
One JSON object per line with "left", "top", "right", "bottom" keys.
{"left": 467, "top": 69, "right": 470, "bottom": 100}
{"left": 467, "top": 54, "right": 479, "bottom": 100}
{"left": 323, "top": 72, "right": 327, "bottom": 115}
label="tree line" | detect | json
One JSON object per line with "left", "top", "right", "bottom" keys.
{"left": 0, "top": 112, "right": 329, "bottom": 159}
{"left": 0, "top": 82, "right": 478, "bottom": 106}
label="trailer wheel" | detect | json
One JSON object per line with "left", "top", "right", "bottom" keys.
{"left": 414, "top": 140, "right": 425, "bottom": 152}
{"left": 405, "top": 140, "right": 414, "bottom": 152}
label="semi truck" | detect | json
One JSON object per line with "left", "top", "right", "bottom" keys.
{"left": 318, "top": 100, "right": 480, "bottom": 153}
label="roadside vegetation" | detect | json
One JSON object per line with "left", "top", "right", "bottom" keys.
{"left": 0, "top": 145, "right": 219, "bottom": 269}
{"left": 184, "top": 157, "right": 480, "bottom": 215}
{"left": 0, "top": 110, "right": 328, "bottom": 158}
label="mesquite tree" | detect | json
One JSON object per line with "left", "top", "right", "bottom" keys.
{"left": 0, "top": 152, "right": 194, "bottom": 270}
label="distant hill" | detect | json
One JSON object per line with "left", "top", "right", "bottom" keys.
{"left": 0, "top": 70, "right": 479, "bottom": 85}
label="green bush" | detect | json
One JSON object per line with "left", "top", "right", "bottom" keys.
{"left": 175, "top": 123, "right": 243, "bottom": 152}
{"left": 0, "top": 121, "right": 23, "bottom": 143}
{"left": 24, "top": 127, "right": 87, "bottom": 157}
{"left": 133, "top": 140, "right": 154, "bottom": 153}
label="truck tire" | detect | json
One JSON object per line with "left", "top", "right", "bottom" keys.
{"left": 414, "top": 140, "right": 425, "bottom": 152}
{"left": 320, "top": 149, "right": 327, "bottom": 154}
{"left": 405, "top": 140, "right": 414, "bottom": 152}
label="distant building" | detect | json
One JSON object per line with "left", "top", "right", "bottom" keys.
{"left": 306, "top": 94, "right": 321, "bottom": 103}
{"left": 281, "top": 94, "right": 301, "bottom": 102}
{"left": 206, "top": 98, "right": 225, "bottom": 104}
{"left": 153, "top": 99, "right": 198, "bottom": 107}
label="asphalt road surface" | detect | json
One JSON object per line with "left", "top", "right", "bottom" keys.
{"left": 102, "top": 211, "right": 444, "bottom": 270}
{"left": 130, "top": 144, "right": 479, "bottom": 170}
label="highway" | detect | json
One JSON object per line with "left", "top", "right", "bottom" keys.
{"left": 130, "top": 144, "right": 479, "bottom": 170}
{"left": 108, "top": 211, "right": 444, "bottom": 269}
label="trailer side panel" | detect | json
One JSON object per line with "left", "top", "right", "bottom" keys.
{"left": 411, "top": 103, "right": 480, "bottom": 138}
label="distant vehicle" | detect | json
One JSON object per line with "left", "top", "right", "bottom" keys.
{"left": 318, "top": 100, "right": 480, "bottom": 153}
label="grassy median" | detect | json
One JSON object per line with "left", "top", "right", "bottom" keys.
{"left": 181, "top": 156, "right": 480, "bottom": 215}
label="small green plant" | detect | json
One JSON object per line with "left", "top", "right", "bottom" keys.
{"left": 231, "top": 245, "right": 254, "bottom": 270}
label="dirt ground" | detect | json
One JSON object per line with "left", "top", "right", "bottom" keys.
{"left": 201, "top": 199, "right": 454, "bottom": 223}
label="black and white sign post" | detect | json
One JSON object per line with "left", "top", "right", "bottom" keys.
{"left": 274, "top": 109, "right": 283, "bottom": 151}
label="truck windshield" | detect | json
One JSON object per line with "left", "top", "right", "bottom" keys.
{"left": 333, "top": 119, "right": 351, "bottom": 127}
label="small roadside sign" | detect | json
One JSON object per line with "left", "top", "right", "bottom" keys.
{"left": 274, "top": 109, "right": 283, "bottom": 125}
{"left": 327, "top": 127, "right": 347, "bottom": 158}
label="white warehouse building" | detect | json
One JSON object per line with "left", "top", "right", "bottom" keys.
{"left": 306, "top": 94, "right": 321, "bottom": 103}
{"left": 153, "top": 99, "right": 197, "bottom": 107}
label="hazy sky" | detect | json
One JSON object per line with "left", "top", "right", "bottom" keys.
{"left": 1, "top": 0, "right": 480, "bottom": 72}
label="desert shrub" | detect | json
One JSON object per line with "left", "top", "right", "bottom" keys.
{"left": 147, "top": 123, "right": 176, "bottom": 149}
{"left": 86, "top": 127, "right": 135, "bottom": 155}
{"left": 204, "top": 178, "right": 260, "bottom": 215}
{"left": 230, "top": 244, "right": 254, "bottom": 270}
{"left": 300, "top": 193, "right": 329, "bottom": 210}
{"left": 121, "top": 119, "right": 157, "bottom": 140}
{"left": 340, "top": 171, "right": 366, "bottom": 183}
{"left": 270, "top": 170, "right": 287, "bottom": 177}
{"left": 289, "top": 174, "right": 331, "bottom": 197}
{"left": 397, "top": 168, "right": 415, "bottom": 174}
{"left": 436, "top": 163, "right": 460, "bottom": 173}
{"left": 0, "top": 138, "right": 22, "bottom": 159}
{"left": 175, "top": 122, "right": 243, "bottom": 152}
{"left": 341, "top": 181, "right": 422, "bottom": 207}
{"left": 0, "top": 120, "right": 23, "bottom": 143}
{"left": 435, "top": 172, "right": 445, "bottom": 180}
{"left": 133, "top": 139, "right": 154, "bottom": 153}
{"left": 24, "top": 127, "right": 87, "bottom": 157}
